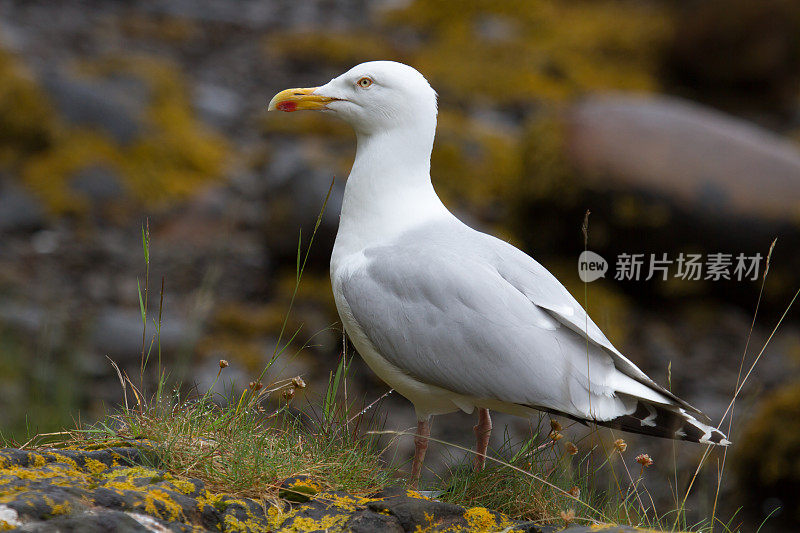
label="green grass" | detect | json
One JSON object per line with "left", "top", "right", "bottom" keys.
{"left": 50, "top": 363, "right": 398, "bottom": 500}
{"left": 375, "top": 420, "right": 720, "bottom": 531}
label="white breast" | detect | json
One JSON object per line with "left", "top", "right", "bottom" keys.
{"left": 330, "top": 251, "right": 475, "bottom": 419}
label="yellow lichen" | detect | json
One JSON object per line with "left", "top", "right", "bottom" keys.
{"left": 264, "top": 503, "right": 293, "bottom": 530}
{"left": 291, "top": 479, "right": 321, "bottom": 492}
{"left": 432, "top": 110, "right": 522, "bottom": 215}
{"left": 101, "top": 466, "right": 164, "bottom": 499}
{"left": 2, "top": 464, "right": 85, "bottom": 483}
{"left": 15, "top": 54, "right": 229, "bottom": 215}
{"left": 0, "top": 46, "right": 55, "bottom": 166}
{"left": 21, "top": 130, "right": 120, "bottom": 215}
{"left": 315, "top": 491, "right": 369, "bottom": 512}
{"left": 52, "top": 453, "right": 79, "bottom": 470}
{"left": 47, "top": 499, "right": 72, "bottom": 517}
{"left": 286, "top": 514, "right": 349, "bottom": 533}
{"left": 463, "top": 506, "right": 504, "bottom": 530}
{"left": 102, "top": 466, "right": 161, "bottom": 484}
{"left": 169, "top": 479, "right": 196, "bottom": 495}
{"left": 1, "top": 448, "right": 531, "bottom": 532}
{"left": 28, "top": 454, "right": 46, "bottom": 468}
{"left": 0, "top": 449, "right": 293, "bottom": 531}
{"left": 83, "top": 458, "right": 108, "bottom": 475}
{"left": 0, "top": 518, "right": 19, "bottom": 531}
{"left": 114, "top": 56, "right": 229, "bottom": 203}
{"left": 73, "top": 440, "right": 137, "bottom": 451}
{"left": 264, "top": 32, "right": 396, "bottom": 72}
{"left": 222, "top": 512, "right": 272, "bottom": 533}
{"left": 386, "top": 0, "right": 668, "bottom": 103}
{"left": 143, "top": 488, "right": 185, "bottom": 521}
{"left": 413, "top": 512, "right": 437, "bottom": 533}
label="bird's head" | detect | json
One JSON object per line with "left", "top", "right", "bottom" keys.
{"left": 268, "top": 61, "right": 438, "bottom": 135}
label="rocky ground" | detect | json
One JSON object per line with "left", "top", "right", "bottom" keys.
{"left": 0, "top": 444, "right": 658, "bottom": 532}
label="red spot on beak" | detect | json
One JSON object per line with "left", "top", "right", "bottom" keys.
{"left": 277, "top": 101, "right": 297, "bottom": 112}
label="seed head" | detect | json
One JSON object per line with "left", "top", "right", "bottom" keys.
{"left": 614, "top": 438, "right": 627, "bottom": 453}
{"left": 564, "top": 441, "right": 578, "bottom": 455}
{"left": 550, "top": 419, "right": 562, "bottom": 432}
{"left": 249, "top": 381, "right": 263, "bottom": 391}
{"left": 635, "top": 453, "right": 653, "bottom": 467}
{"left": 549, "top": 431, "right": 563, "bottom": 442}
{"left": 291, "top": 376, "right": 307, "bottom": 389}
{"left": 219, "top": 359, "right": 229, "bottom": 369}
{"left": 282, "top": 387, "right": 296, "bottom": 401}
{"left": 568, "top": 486, "right": 580, "bottom": 498}
{"left": 560, "top": 508, "right": 576, "bottom": 524}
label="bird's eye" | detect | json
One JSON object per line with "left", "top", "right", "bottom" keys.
{"left": 357, "top": 77, "right": 373, "bottom": 88}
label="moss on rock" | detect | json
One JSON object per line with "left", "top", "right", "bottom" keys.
{"left": 0, "top": 445, "right": 678, "bottom": 531}
{"left": 16, "top": 54, "right": 229, "bottom": 216}
{"left": 0, "top": 47, "right": 56, "bottom": 166}
{"left": 386, "top": 0, "right": 668, "bottom": 104}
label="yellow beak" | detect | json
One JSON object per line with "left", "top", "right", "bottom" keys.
{"left": 268, "top": 87, "right": 339, "bottom": 112}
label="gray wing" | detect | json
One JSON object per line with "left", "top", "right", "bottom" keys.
{"left": 340, "top": 228, "right": 666, "bottom": 421}
{"left": 481, "top": 230, "right": 705, "bottom": 417}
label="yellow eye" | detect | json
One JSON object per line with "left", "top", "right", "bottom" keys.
{"left": 357, "top": 77, "right": 373, "bottom": 88}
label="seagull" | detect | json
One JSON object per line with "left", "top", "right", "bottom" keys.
{"left": 268, "top": 61, "right": 729, "bottom": 488}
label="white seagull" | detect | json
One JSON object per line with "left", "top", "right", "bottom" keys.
{"left": 269, "top": 61, "right": 729, "bottom": 488}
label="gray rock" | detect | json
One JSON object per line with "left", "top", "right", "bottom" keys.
{"left": 70, "top": 165, "right": 126, "bottom": 204}
{"left": 0, "top": 303, "right": 44, "bottom": 334}
{"left": 17, "top": 510, "right": 153, "bottom": 533}
{"left": 0, "top": 183, "right": 44, "bottom": 233}
{"left": 193, "top": 83, "right": 243, "bottom": 126}
{"left": 344, "top": 509, "right": 405, "bottom": 533}
{"left": 264, "top": 141, "right": 309, "bottom": 191}
{"left": 143, "top": 0, "right": 374, "bottom": 30}
{"left": 30, "top": 230, "right": 59, "bottom": 254}
{"left": 366, "top": 490, "right": 468, "bottom": 531}
{"left": 41, "top": 71, "right": 149, "bottom": 145}
{"left": 90, "top": 307, "right": 195, "bottom": 362}
{"left": 565, "top": 93, "right": 800, "bottom": 221}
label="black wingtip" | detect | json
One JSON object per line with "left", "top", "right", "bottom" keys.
{"left": 596, "top": 398, "right": 730, "bottom": 445}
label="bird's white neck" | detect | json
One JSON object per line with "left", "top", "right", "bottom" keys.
{"left": 333, "top": 124, "right": 451, "bottom": 260}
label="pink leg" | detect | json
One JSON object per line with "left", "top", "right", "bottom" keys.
{"left": 410, "top": 417, "right": 431, "bottom": 489}
{"left": 473, "top": 408, "right": 492, "bottom": 472}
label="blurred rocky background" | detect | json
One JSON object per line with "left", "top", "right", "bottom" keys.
{"left": 0, "top": 0, "right": 799, "bottom": 530}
